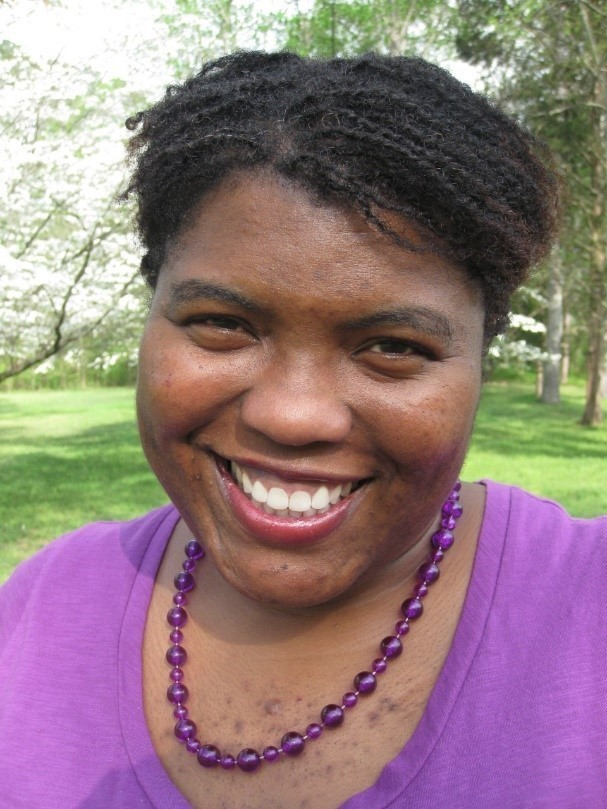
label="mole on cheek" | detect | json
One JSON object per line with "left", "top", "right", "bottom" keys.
{"left": 264, "top": 698, "right": 283, "bottom": 716}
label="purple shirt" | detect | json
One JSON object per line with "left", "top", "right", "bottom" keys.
{"left": 1, "top": 481, "right": 606, "bottom": 807}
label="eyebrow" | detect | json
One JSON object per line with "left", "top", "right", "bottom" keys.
{"left": 342, "top": 307, "right": 453, "bottom": 344}
{"left": 168, "top": 279, "right": 264, "bottom": 313}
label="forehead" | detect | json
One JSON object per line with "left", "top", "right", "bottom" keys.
{"left": 160, "top": 172, "right": 482, "bottom": 321}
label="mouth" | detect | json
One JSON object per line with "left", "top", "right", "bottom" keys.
{"left": 214, "top": 455, "right": 369, "bottom": 545}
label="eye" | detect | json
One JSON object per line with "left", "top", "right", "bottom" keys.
{"left": 367, "top": 340, "right": 417, "bottom": 356}
{"left": 357, "top": 338, "right": 435, "bottom": 378}
{"left": 183, "top": 314, "right": 257, "bottom": 350}
{"left": 186, "top": 315, "right": 247, "bottom": 331}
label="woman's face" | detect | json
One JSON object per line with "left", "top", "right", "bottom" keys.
{"left": 137, "top": 172, "right": 485, "bottom": 609}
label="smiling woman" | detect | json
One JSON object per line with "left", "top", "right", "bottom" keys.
{"left": 1, "top": 52, "right": 606, "bottom": 809}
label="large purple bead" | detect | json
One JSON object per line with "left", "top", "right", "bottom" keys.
{"left": 185, "top": 539, "right": 205, "bottom": 559}
{"left": 167, "top": 683, "right": 188, "bottom": 704}
{"left": 380, "top": 636, "right": 402, "bottom": 659}
{"left": 174, "top": 719, "right": 197, "bottom": 741}
{"left": 174, "top": 571, "right": 195, "bottom": 592}
{"left": 197, "top": 744, "right": 220, "bottom": 768}
{"left": 401, "top": 597, "right": 423, "bottom": 620}
{"left": 321, "top": 704, "right": 344, "bottom": 728}
{"left": 432, "top": 529, "right": 454, "bottom": 550}
{"left": 354, "top": 671, "right": 377, "bottom": 694}
{"left": 166, "top": 645, "right": 187, "bottom": 666}
{"left": 167, "top": 607, "right": 188, "bottom": 627}
{"left": 418, "top": 562, "right": 440, "bottom": 584}
{"left": 281, "top": 732, "right": 305, "bottom": 756}
{"left": 236, "top": 748, "right": 261, "bottom": 771}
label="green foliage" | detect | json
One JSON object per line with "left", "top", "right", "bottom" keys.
{"left": 1, "top": 381, "right": 605, "bottom": 581}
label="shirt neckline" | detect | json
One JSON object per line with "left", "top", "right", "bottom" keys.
{"left": 118, "top": 481, "right": 510, "bottom": 808}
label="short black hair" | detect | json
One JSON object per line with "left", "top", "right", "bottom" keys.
{"left": 124, "top": 50, "right": 560, "bottom": 339}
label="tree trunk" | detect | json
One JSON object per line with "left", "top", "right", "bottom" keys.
{"left": 541, "top": 250, "right": 563, "bottom": 403}
{"left": 561, "top": 311, "right": 571, "bottom": 384}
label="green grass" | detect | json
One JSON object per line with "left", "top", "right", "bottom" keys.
{"left": 1, "top": 382, "right": 605, "bottom": 582}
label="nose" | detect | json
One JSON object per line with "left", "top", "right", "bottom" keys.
{"left": 239, "top": 355, "right": 352, "bottom": 446}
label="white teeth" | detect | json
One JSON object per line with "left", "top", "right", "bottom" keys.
{"left": 251, "top": 480, "right": 268, "bottom": 504}
{"left": 341, "top": 481, "right": 352, "bottom": 497}
{"left": 232, "top": 462, "right": 243, "bottom": 485}
{"left": 242, "top": 471, "right": 253, "bottom": 494}
{"left": 311, "top": 486, "right": 330, "bottom": 510}
{"left": 266, "top": 487, "right": 289, "bottom": 510}
{"left": 288, "top": 490, "right": 312, "bottom": 512}
{"left": 328, "top": 485, "right": 342, "bottom": 504}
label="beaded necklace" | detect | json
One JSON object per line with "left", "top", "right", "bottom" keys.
{"left": 165, "top": 482, "right": 463, "bottom": 773}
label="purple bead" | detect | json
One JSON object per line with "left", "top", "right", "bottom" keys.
{"left": 167, "top": 607, "right": 188, "bottom": 627}
{"left": 185, "top": 539, "right": 205, "bottom": 559}
{"left": 321, "top": 704, "right": 344, "bottom": 727}
{"left": 418, "top": 562, "right": 440, "bottom": 584}
{"left": 413, "top": 582, "right": 429, "bottom": 598}
{"left": 441, "top": 514, "right": 456, "bottom": 530}
{"left": 167, "top": 683, "right": 188, "bottom": 704}
{"left": 263, "top": 745, "right": 280, "bottom": 761}
{"left": 166, "top": 645, "right": 187, "bottom": 666}
{"left": 451, "top": 480, "right": 462, "bottom": 492}
{"left": 354, "top": 671, "right": 377, "bottom": 694}
{"left": 174, "top": 571, "right": 195, "bottom": 592}
{"left": 343, "top": 692, "right": 358, "bottom": 708}
{"left": 372, "top": 657, "right": 388, "bottom": 674}
{"left": 381, "top": 636, "right": 402, "bottom": 659}
{"left": 170, "top": 629, "right": 184, "bottom": 644}
{"left": 401, "top": 597, "right": 423, "bottom": 620}
{"left": 441, "top": 499, "right": 457, "bottom": 516}
{"left": 220, "top": 753, "right": 236, "bottom": 769}
{"left": 395, "top": 620, "right": 410, "bottom": 637}
{"left": 236, "top": 748, "right": 261, "bottom": 771}
{"left": 281, "top": 732, "right": 305, "bottom": 756}
{"left": 432, "top": 529, "right": 454, "bottom": 550}
{"left": 174, "top": 719, "right": 197, "bottom": 741}
{"left": 197, "top": 744, "right": 220, "bottom": 768}
{"left": 306, "top": 723, "right": 323, "bottom": 739}
{"left": 182, "top": 558, "right": 195, "bottom": 572}
{"left": 174, "top": 705, "right": 188, "bottom": 719}
{"left": 431, "top": 548, "right": 445, "bottom": 563}
{"left": 173, "top": 592, "right": 187, "bottom": 606}
{"left": 186, "top": 738, "right": 201, "bottom": 753}
{"left": 170, "top": 667, "right": 184, "bottom": 682}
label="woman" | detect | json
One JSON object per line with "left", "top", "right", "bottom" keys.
{"left": 1, "top": 52, "right": 605, "bottom": 808}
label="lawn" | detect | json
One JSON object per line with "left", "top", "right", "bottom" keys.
{"left": 1, "top": 382, "right": 605, "bottom": 581}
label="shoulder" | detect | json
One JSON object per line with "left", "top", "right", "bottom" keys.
{"left": 0, "top": 505, "right": 178, "bottom": 646}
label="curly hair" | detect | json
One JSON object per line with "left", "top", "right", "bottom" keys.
{"left": 123, "top": 51, "right": 560, "bottom": 339}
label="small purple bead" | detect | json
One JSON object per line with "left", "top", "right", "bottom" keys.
{"left": 167, "top": 607, "right": 188, "bottom": 628}
{"left": 166, "top": 645, "right": 187, "bottom": 666}
{"left": 170, "top": 667, "right": 184, "bottom": 682}
{"left": 413, "top": 582, "right": 429, "bottom": 598}
{"left": 432, "top": 529, "right": 454, "bottom": 550}
{"left": 263, "top": 745, "right": 280, "bottom": 761}
{"left": 372, "top": 657, "right": 388, "bottom": 674}
{"left": 431, "top": 548, "right": 445, "bottom": 563}
{"left": 197, "top": 744, "right": 220, "bottom": 768}
{"left": 173, "top": 592, "right": 187, "bottom": 606}
{"left": 441, "top": 514, "right": 456, "bottom": 530}
{"left": 441, "top": 499, "right": 457, "bottom": 516}
{"left": 354, "top": 671, "right": 377, "bottom": 694}
{"left": 381, "top": 636, "right": 402, "bottom": 659}
{"left": 174, "top": 705, "right": 188, "bottom": 719}
{"left": 236, "top": 748, "right": 261, "bottom": 771}
{"left": 185, "top": 539, "right": 205, "bottom": 559}
{"left": 174, "top": 719, "right": 197, "bottom": 741}
{"left": 343, "top": 692, "right": 358, "bottom": 708}
{"left": 452, "top": 480, "right": 462, "bottom": 492}
{"left": 167, "top": 683, "right": 188, "bottom": 704}
{"left": 321, "top": 704, "right": 345, "bottom": 727}
{"left": 170, "top": 629, "right": 184, "bottom": 644}
{"left": 306, "top": 723, "right": 323, "bottom": 739}
{"left": 395, "top": 620, "right": 410, "bottom": 637}
{"left": 220, "top": 753, "right": 236, "bottom": 770}
{"left": 186, "top": 738, "right": 201, "bottom": 753}
{"left": 418, "top": 562, "right": 440, "bottom": 584}
{"left": 182, "top": 558, "right": 195, "bottom": 572}
{"left": 174, "top": 571, "right": 195, "bottom": 592}
{"left": 281, "top": 732, "right": 305, "bottom": 756}
{"left": 401, "top": 597, "right": 423, "bottom": 620}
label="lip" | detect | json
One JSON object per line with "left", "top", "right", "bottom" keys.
{"left": 215, "top": 457, "right": 364, "bottom": 546}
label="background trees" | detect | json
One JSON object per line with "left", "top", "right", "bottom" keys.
{"left": 1, "top": 0, "right": 605, "bottom": 424}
